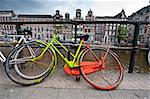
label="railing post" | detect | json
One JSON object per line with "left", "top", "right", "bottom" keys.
{"left": 128, "top": 22, "right": 140, "bottom": 73}
{"left": 16, "top": 24, "right": 21, "bottom": 33}
{"left": 74, "top": 24, "right": 77, "bottom": 43}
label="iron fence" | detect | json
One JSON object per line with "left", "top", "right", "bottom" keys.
{"left": 0, "top": 20, "right": 150, "bottom": 73}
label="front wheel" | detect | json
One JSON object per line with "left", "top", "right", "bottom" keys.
{"left": 5, "top": 44, "right": 52, "bottom": 86}
{"left": 79, "top": 48, "right": 123, "bottom": 90}
{"left": 5, "top": 41, "right": 55, "bottom": 85}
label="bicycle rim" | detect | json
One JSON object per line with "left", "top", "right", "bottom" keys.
{"left": 79, "top": 48, "right": 123, "bottom": 90}
{"left": 11, "top": 41, "right": 54, "bottom": 79}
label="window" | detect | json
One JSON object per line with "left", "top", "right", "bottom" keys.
{"left": 5, "top": 17, "right": 7, "bottom": 21}
{"left": 144, "top": 28, "right": 147, "bottom": 33}
{"left": 113, "top": 26, "right": 116, "bottom": 30}
{"left": 146, "top": 8, "right": 149, "bottom": 13}
{"left": 38, "top": 35, "right": 40, "bottom": 39}
{"left": 47, "top": 34, "right": 49, "bottom": 38}
{"left": 7, "top": 25, "right": 9, "bottom": 29}
{"left": 109, "top": 26, "right": 112, "bottom": 30}
{"left": 105, "top": 31, "right": 108, "bottom": 35}
{"left": 106, "top": 26, "right": 108, "bottom": 30}
{"left": 145, "top": 16, "right": 149, "bottom": 22}
{"left": 10, "top": 26, "right": 12, "bottom": 29}
{"left": 109, "top": 31, "right": 112, "bottom": 35}
{"left": 38, "top": 27, "right": 40, "bottom": 31}
{"left": 47, "top": 28, "right": 49, "bottom": 31}
{"left": 26, "top": 26, "right": 29, "bottom": 30}
{"left": 35, "top": 33, "right": 36, "bottom": 38}
{"left": 4, "top": 26, "right": 6, "bottom": 29}
{"left": 85, "top": 29, "right": 87, "bottom": 33}
{"left": 41, "top": 27, "right": 43, "bottom": 32}
{"left": 88, "top": 29, "right": 90, "bottom": 33}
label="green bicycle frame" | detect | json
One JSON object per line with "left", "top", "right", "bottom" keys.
{"left": 33, "top": 34, "right": 83, "bottom": 68}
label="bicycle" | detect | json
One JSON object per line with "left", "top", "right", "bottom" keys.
{"left": 5, "top": 33, "right": 123, "bottom": 90}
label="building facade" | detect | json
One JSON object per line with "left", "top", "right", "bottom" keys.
{"left": 0, "top": 9, "right": 128, "bottom": 44}
{"left": 84, "top": 9, "right": 95, "bottom": 42}
{"left": 53, "top": 10, "right": 73, "bottom": 41}
{"left": 72, "top": 9, "right": 84, "bottom": 42}
{"left": 0, "top": 10, "right": 16, "bottom": 35}
{"left": 0, "top": 10, "right": 73, "bottom": 41}
{"left": 17, "top": 14, "right": 53, "bottom": 40}
{"left": 128, "top": 5, "right": 150, "bottom": 46}
{"left": 95, "top": 9, "right": 127, "bottom": 45}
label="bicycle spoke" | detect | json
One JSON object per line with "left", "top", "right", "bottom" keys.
{"left": 9, "top": 56, "right": 32, "bottom": 64}
{"left": 104, "top": 58, "right": 114, "bottom": 65}
{"left": 101, "top": 71, "right": 112, "bottom": 86}
{"left": 27, "top": 45, "right": 35, "bottom": 56}
{"left": 89, "top": 49, "right": 100, "bottom": 62}
{"left": 34, "top": 48, "right": 41, "bottom": 56}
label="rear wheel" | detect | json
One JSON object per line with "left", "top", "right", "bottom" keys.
{"left": 12, "top": 41, "right": 54, "bottom": 79}
{"left": 79, "top": 48, "right": 123, "bottom": 90}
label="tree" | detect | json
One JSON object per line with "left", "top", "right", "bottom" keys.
{"left": 116, "top": 25, "right": 128, "bottom": 44}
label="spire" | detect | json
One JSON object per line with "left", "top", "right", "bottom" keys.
{"left": 121, "top": 9, "right": 126, "bottom": 19}
{"left": 88, "top": 9, "right": 93, "bottom": 17}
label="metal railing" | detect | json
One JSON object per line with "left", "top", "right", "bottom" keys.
{"left": 0, "top": 20, "right": 150, "bottom": 73}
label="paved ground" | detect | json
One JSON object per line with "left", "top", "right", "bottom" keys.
{"left": 0, "top": 60, "right": 149, "bottom": 99}
{"left": 0, "top": 47, "right": 150, "bottom": 99}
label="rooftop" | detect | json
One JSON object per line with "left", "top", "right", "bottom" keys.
{"left": 18, "top": 14, "right": 53, "bottom": 18}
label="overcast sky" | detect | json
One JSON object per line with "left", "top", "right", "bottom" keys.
{"left": 0, "top": 0, "right": 149, "bottom": 18}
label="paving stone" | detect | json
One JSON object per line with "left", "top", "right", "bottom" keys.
{"left": 58, "top": 88, "right": 84, "bottom": 99}
{"left": 83, "top": 89, "right": 111, "bottom": 99}
{"left": 109, "top": 90, "right": 139, "bottom": 99}
{"left": 29, "top": 87, "right": 59, "bottom": 99}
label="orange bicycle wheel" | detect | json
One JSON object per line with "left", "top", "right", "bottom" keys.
{"left": 79, "top": 48, "right": 123, "bottom": 90}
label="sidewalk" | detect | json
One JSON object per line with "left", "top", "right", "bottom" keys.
{"left": 0, "top": 62, "right": 149, "bottom": 99}
{"left": 0, "top": 84, "right": 149, "bottom": 99}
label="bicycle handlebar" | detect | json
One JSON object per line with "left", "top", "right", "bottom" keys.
{"left": 17, "top": 29, "right": 32, "bottom": 36}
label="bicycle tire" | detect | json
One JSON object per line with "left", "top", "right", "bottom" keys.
{"left": 79, "top": 48, "right": 123, "bottom": 90}
{"left": 12, "top": 41, "right": 55, "bottom": 79}
{"left": 5, "top": 45, "right": 53, "bottom": 86}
